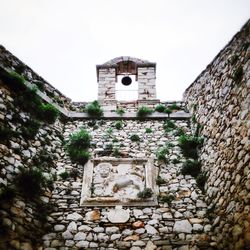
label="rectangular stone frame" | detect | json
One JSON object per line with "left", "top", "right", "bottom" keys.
{"left": 80, "top": 157, "right": 158, "bottom": 207}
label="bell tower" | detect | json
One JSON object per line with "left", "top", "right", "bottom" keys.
{"left": 96, "top": 56, "right": 157, "bottom": 105}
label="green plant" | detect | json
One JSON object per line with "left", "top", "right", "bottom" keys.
{"left": 53, "top": 96, "right": 64, "bottom": 105}
{"left": 163, "top": 120, "right": 176, "bottom": 133}
{"left": 174, "top": 127, "right": 185, "bottom": 136}
{"left": 86, "top": 101, "right": 103, "bottom": 117}
{"left": 59, "top": 171, "right": 69, "bottom": 180}
{"left": 229, "top": 54, "right": 239, "bottom": 65}
{"left": 36, "top": 201, "right": 55, "bottom": 223}
{"left": 70, "top": 169, "right": 79, "bottom": 180}
{"left": 35, "top": 81, "right": 45, "bottom": 92}
{"left": 164, "top": 108, "right": 172, "bottom": 116}
{"left": 21, "top": 119, "right": 41, "bottom": 139}
{"left": 191, "top": 115, "right": 197, "bottom": 123}
{"left": 80, "top": 105, "right": 86, "bottom": 112}
{"left": 130, "top": 134, "right": 140, "bottom": 142}
{"left": 32, "top": 149, "right": 55, "bottom": 169}
{"left": 155, "top": 104, "right": 166, "bottom": 113}
{"left": 178, "top": 134, "right": 203, "bottom": 159}
{"left": 156, "top": 176, "right": 165, "bottom": 185}
{"left": 68, "top": 149, "right": 90, "bottom": 165}
{"left": 137, "top": 106, "right": 153, "bottom": 118}
{"left": 68, "top": 129, "right": 91, "bottom": 149}
{"left": 105, "top": 143, "right": 113, "bottom": 151}
{"left": 181, "top": 159, "right": 201, "bottom": 177}
{"left": 159, "top": 193, "right": 175, "bottom": 205}
{"left": 169, "top": 102, "right": 181, "bottom": 111}
{"left": 14, "top": 86, "right": 42, "bottom": 115}
{"left": 172, "top": 158, "right": 181, "bottom": 164}
{"left": 114, "top": 121, "right": 123, "bottom": 130}
{"left": 0, "top": 69, "right": 26, "bottom": 92}
{"left": 145, "top": 128, "right": 153, "bottom": 133}
{"left": 0, "top": 125, "right": 19, "bottom": 143}
{"left": 196, "top": 172, "right": 207, "bottom": 192}
{"left": 113, "top": 147, "right": 120, "bottom": 157}
{"left": 156, "top": 147, "right": 169, "bottom": 162}
{"left": 231, "top": 66, "right": 244, "bottom": 83}
{"left": 116, "top": 108, "right": 125, "bottom": 116}
{"left": 112, "top": 137, "right": 119, "bottom": 143}
{"left": 87, "top": 120, "right": 96, "bottom": 127}
{"left": 15, "top": 64, "right": 26, "bottom": 74}
{"left": 37, "top": 103, "right": 59, "bottom": 123}
{"left": 66, "top": 129, "right": 91, "bottom": 165}
{"left": 137, "top": 188, "right": 153, "bottom": 199}
{"left": 166, "top": 142, "right": 175, "bottom": 148}
{"left": 0, "top": 185, "right": 16, "bottom": 202}
{"left": 15, "top": 167, "right": 47, "bottom": 199}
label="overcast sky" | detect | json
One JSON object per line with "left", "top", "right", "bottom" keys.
{"left": 1, "top": 0, "right": 249, "bottom": 101}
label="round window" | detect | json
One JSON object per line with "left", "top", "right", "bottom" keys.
{"left": 121, "top": 76, "right": 132, "bottom": 86}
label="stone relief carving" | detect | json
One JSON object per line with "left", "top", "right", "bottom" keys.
{"left": 80, "top": 158, "right": 158, "bottom": 206}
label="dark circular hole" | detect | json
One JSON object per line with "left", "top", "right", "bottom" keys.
{"left": 121, "top": 76, "right": 132, "bottom": 86}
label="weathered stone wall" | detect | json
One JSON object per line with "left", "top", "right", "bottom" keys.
{"left": 183, "top": 20, "right": 250, "bottom": 249}
{"left": 97, "top": 68, "right": 116, "bottom": 102}
{"left": 43, "top": 119, "right": 213, "bottom": 249}
{"left": 0, "top": 80, "right": 64, "bottom": 249}
{"left": 0, "top": 45, "right": 71, "bottom": 109}
{"left": 138, "top": 67, "right": 156, "bottom": 100}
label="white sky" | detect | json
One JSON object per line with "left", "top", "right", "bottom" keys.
{"left": 1, "top": 0, "right": 249, "bottom": 101}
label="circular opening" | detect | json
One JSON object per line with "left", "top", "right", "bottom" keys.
{"left": 121, "top": 76, "right": 132, "bottom": 86}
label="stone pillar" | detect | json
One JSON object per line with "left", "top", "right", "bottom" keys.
{"left": 137, "top": 67, "right": 156, "bottom": 100}
{"left": 97, "top": 68, "right": 116, "bottom": 103}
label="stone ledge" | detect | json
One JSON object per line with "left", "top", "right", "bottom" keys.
{"left": 68, "top": 111, "right": 190, "bottom": 120}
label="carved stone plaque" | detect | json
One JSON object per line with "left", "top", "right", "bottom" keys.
{"left": 80, "top": 157, "right": 158, "bottom": 206}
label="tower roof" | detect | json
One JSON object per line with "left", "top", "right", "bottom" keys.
{"left": 97, "top": 56, "right": 156, "bottom": 69}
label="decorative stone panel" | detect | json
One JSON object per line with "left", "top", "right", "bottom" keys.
{"left": 80, "top": 157, "right": 158, "bottom": 206}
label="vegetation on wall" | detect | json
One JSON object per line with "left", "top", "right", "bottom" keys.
{"left": 156, "top": 176, "right": 166, "bottom": 185}
{"left": 158, "top": 193, "right": 175, "bottom": 205}
{"left": 178, "top": 134, "right": 203, "bottom": 159}
{"left": 137, "top": 188, "right": 153, "bottom": 199}
{"left": 66, "top": 129, "right": 91, "bottom": 165}
{"left": 163, "top": 119, "right": 176, "bottom": 133}
{"left": 113, "top": 120, "right": 123, "bottom": 130}
{"left": 137, "top": 106, "right": 153, "bottom": 118}
{"left": 14, "top": 167, "right": 49, "bottom": 199}
{"left": 130, "top": 134, "right": 140, "bottom": 142}
{"left": 155, "top": 104, "right": 166, "bottom": 113}
{"left": 168, "top": 102, "right": 181, "bottom": 111}
{"left": 0, "top": 125, "right": 19, "bottom": 144}
{"left": 231, "top": 65, "right": 244, "bottom": 83}
{"left": 116, "top": 107, "right": 125, "bottom": 116}
{"left": 37, "top": 103, "right": 59, "bottom": 124}
{"left": 156, "top": 146, "right": 169, "bottom": 163}
{"left": 0, "top": 185, "right": 16, "bottom": 203}
{"left": 155, "top": 102, "right": 182, "bottom": 114}
{"left": 181, "top": 159, "right": 201, "bottom": 177}
{"left": 21, "top": 119, "right": 41, "bottom": 139}
{"left": 145, "top": 128, "right": 153, "bottom": 133}
{"left": 0, "top": 69, "right": 60, "bottom": 124}
{"left": 86, "top": 101, "right": 103, "bottom": 117}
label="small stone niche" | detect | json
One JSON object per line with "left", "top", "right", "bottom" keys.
{"left": 80, "top": 157, "right": 158, "bottom": 206}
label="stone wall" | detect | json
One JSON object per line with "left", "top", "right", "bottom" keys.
{"left": 0, "top": 45, "right": 72, "bottom": 109}
{"left": 138, "top": 67, "right": 156, "bottom": 100}
{"left": 43, "top": 119, "right": 213, "bottom": 249}
{"left": 0, "top": 79, "right": 64, "bottom": 249}
{"left": 183, "top": 20, "right": 250, "bottom": 250}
